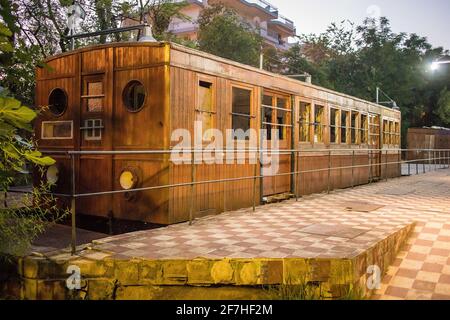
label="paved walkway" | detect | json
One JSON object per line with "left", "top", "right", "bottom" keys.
{"left": 76, "top": 169, "right": 450, "bottom": 300}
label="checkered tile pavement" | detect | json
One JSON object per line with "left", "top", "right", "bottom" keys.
{"left": 84, "top": 169, "right": 450, "bottom": 299}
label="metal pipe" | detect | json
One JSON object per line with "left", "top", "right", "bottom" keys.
{"left": 67, "top": 24, "right": 147, "bottom": 40}
{"left": 327, "top": 150, "right": 331, "bottom": 194}
{"left": 351, "top": 150, "right": 355, "bottom": 188}
{"left": 71, "top": 154, "right": 76, "bottom": 255}
{"left": 252, "top": 151, "right": 258, "bottom": 212}
{"left": 189, "top": 151, "right": 196, "bottom": 226}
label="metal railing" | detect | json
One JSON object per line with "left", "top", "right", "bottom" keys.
{"left": 5, "top": 148, "right": 450, "bottom": 255}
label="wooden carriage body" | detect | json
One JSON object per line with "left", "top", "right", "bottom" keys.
{"left": 35, "top": 42, "right": 401, "bottom": 225}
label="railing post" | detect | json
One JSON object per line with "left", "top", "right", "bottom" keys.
{"left": 368, "top": 149, "right": 372, "bottom": 184}
{"left": 252, "top": 151, "right": 258, "bottom": 212}
{"left": 385, "top": 150, "right": 389, "bottom": 181}
{"left": 295, "top": 150, "right": 300, "bottom": 201}
{"left": 423, "top": 152, "right": 426, "bottom": 174}
{"left": 189, "top": 150, "right": 196, "bottom": 226}
{"left": 327, "top": 150, "right": 331, "bottom": 194}
{"left": 70, "top": 153, "right": 77, "bottom": 256}
{"left": 351, "top": 150, "right": 355, "bottom": 188}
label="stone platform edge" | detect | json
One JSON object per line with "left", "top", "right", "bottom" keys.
{"left": 0, "top": 223, "right": 415, "bottom": 300}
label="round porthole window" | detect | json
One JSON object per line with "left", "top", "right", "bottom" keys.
{"left": 119, "top": 169, "right": 138, "bottom": 191}
{"left": 48, "top": 88, "right": 68, "bottom": 116}
{"left": 122, "top": 80, "right": 146, "bottom": 112}
{"left": 46, "top": 165, "right": 59, "bottom": 185}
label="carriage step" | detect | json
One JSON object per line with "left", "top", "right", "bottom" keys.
{"left": 263, "top": 193, "right": 295, "bottom": 204}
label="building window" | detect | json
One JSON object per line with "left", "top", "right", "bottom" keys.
{"left": 123, "top": 80, "right": 146, "bottom": 112}
{"left": 82, "top": 119, "right": 103, "bottom": 141}
{"left": 330, "top": 108, "right": 339, "bottom": 144}
{"left": 340, "top": 111, "right": 349, "bottom": 144}
{"left": 351, "top": 111, "right": 359, "bottom": 144}
{"left": 314, "top": 104, "right": 325, "bottom": 143}
{"left": 232, "top": 87, "right": 252, "bottom": 140}
{"left": 196, "top": 80, "right": 215, "bottom": 141}
{"left": 360, "top": 114, "right": 368, "bottom": 144}
{"left": 299, "top": 101, "right": 312, "bottom": 142}
{"left": 48, "top": 88, "right": 68, "bottom": 116}
{"left": 42, "top": 121, "right": 73, "bottom": 139}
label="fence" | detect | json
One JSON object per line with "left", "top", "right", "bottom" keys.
{"left": 6, "top": 148, "right": 450, "bottom": 255}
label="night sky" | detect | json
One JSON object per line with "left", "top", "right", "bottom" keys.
{"left": 274, "top": 0, "right": 450, "bottom": 49}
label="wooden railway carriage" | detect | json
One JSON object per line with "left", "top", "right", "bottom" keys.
{"left": 35, "top": 42, "right": 402, "bottom": 225}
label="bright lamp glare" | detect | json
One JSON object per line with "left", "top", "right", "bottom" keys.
{"left": 431, "top": 62, "right": 439, "bottom": 71}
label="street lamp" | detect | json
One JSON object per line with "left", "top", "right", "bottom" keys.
{"left": 430, "top": 58, "right": 450, "bottom": 71}
{"left": 376, "top": 87, "right": 399, "bottom": 110}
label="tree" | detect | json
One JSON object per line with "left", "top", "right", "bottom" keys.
{"left": 197, "top": 4, "right": 263, "bottom": 67}
{"left": 285, "top": 17, "right": 450, "bottom": 137}
{"left": 0, "top": 21, "right": 64, "bottom": 258}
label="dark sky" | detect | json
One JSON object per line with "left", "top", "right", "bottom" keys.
{"left": 275, "top": 0, "right": 450, "bottom": 49}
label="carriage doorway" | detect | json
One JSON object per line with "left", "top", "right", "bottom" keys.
{"left": 369, "top": 114, "right": 381, "bottom": 180}
{"left": 261, "top": 91, "right": 293, "bottom": 197}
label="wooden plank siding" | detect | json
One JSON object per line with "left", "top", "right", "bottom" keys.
{"left": 35, "top": 42, "right": 401, "bottom": 225}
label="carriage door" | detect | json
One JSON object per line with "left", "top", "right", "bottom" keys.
{"left": 369, "top": 114, "right": 381, "bottom": 180}
{"left": 78, "top": 74, "right": 111, "bottom": 216}
{"left": 261, "top": 91, "right": 292, "bottom": 196}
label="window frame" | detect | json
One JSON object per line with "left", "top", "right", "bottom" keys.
{"left": 48, "top": 88, "right": 68, "bottom": 117}
{"left": 262, "top": 91, "right": 292, "bottom": 141}
{"left": 350, "top": 110, "right": 360, "bottom": 145}
{"left": 82, "top": 75, "right": 105, "bottom": 113}
{"left": 313, "top": 102, "right": 326, "bottom": 144}
{"left": 329, "top": 106, "right": 340, "bottom": 145}
{"left": 122, "top": 79, "right": 147, "bottom": 113}
{"left": 230, "top": 82, "right": 256, "bottom": 141}
{"left": 360, "top": 113, "right": 369, "bottom": 145}
{"left": 195, "top": 75, "right": 216, "bottom": 143}
{"left": 298, "top": 98, "right": 313, "bottom": 144}
{"left": 339, "top": 109, "right": 350, "bottom": 144}
{"left": 81, "top": 119, "right": 104, "bottom": 141}
{"left": 41, "top": 120, "right": 73, "bottom": 140}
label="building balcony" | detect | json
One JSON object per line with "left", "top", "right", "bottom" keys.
{"left": 269, "top": 15, "right": 296, "bottom": 34}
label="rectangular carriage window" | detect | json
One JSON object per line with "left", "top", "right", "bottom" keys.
{"left": 83, "top": 119, "right": 103, "bottom": 141}
{"left": 232, "top": 87, "right": 252, "bottom": 140}
{"left": 383, "top": 120, "right": 390, "bottom": 145}
{"left": 360, "top": 114, "right": 368, "bottom": 144}
{"left": 351, "top": 111, "right": 359, "bottom": 144}
{"left": 197, "top": 80, "right": 215, "bottom": 141}
{"left": 341, "top": 111, "right": 349, "bottom": 144}
{"left": 314, "top": 105, "right": 325, "bottom": 143}
{"left": 299, "top": 101, "right": 312, "bottom": 142}
{"left": 262, "top": 95, "right": 273, "bottom": 140}
{"left": 394, "top": 122, "right": 400, "bottom": 146}
{"left": 42, "top": 121, "right": 73, "bottom": 139}
{"left": 330, "top": 108, "right": 339, "bottom": 144}
{"left": 87, "top": 82, "right": 103, "bottom": 112}
{"left": 277, "top": 98, "right": 288, "bottom": 140}
{"left": 369, "top": 115, "right": 380, "bottom": 147}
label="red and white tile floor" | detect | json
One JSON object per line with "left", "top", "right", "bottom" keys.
{"left": 56, "top": 168, "right": 450, "bottom": 300}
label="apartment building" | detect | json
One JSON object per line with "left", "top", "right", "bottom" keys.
{"left": 168, "top": 0, "right": 297, "bottom": 51}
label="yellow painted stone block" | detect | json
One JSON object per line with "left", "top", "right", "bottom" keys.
{"left": 211, "top": 260, "right": 234, "bottom": 284}
{"left": 22, "top": 278, "right": 37, "bottom": 300}
{"left": 87, "top": 279, "right": 116, "bottom": 300}
{"left": 115, "top": 259, "right": 141, "bottom": 285}
{"left": 238, "top": 261, "right": 260, "bottom": 285}
{"left": 160, "top": 260, "right": 188, "bottom": 285}
{"left": 187, "top": 260, "right": 214, "bottom": 285}
{"left": 283, "top": 259, "right": 310, "bottom": 285}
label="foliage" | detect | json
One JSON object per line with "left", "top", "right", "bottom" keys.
{"left": 283, "top": 17, "right": 450, "bottom": 137}
{"left": 197, "top": 4, "right": 263, "bottom": 68}
{"left": 0, "top": 21, "right": 64, "bottom": 258}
